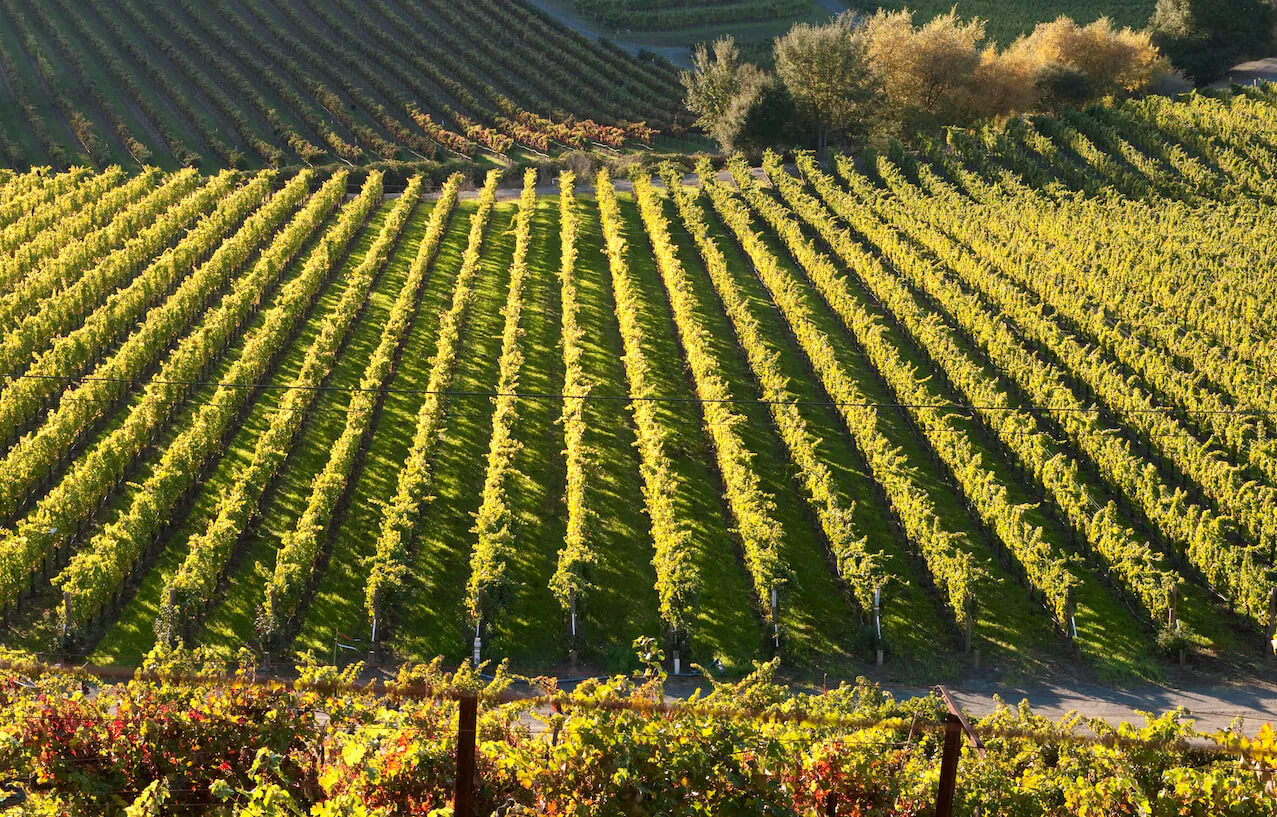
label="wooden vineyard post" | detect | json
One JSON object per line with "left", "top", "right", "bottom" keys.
{"left": 1168, "top": 585, "right": 1186, "bottom": 667}
{"left": 771, "top": 586, "right": 780, "bottom": 654}
{"left": 568, "top": 589, "right": 578, "bottom": 670}
{"left": 934, "top": 685, "right": 985, "bottom": 817}
{"left": 935, "top": 713, "right": 963, "bottom": 817}
{"left": 1065, "top": 586, "right": 1079, "bottom": 656}
{"left": 472, "top": 590, "right": 482, "bottom": 668}
{"left": 453, "top": 694, "right": 478, "bottom": 817}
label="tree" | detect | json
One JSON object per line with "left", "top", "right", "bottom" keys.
{"left": 1008, "top": 17, "right": 1173, "bottom": 97}
{"left": 724, "top": 74, "right": 800, "bottom": 155}
{"left": 775, "top": 14, "right": 878, "bottom": 153}
{"left": 863, "top": 10, "right": 986, "bottom": 133}
{"left": 966, "top": 47, "right": 1039, "bottom": 121}
{"left": 1033, "top": 63, "right": 1097, "bottom": 111}
{"left": 1149, "top": 0, "right": 1274, "bottom": 82}
{"left": 681, "top": 37, "right": 764, "bottom": 147}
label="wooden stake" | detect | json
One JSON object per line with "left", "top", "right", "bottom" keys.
{"left": 935, "top": 714, "right": 962, "bottom": 817}
{"left": 453, "top": 695, "right": 478, "bottom": 817}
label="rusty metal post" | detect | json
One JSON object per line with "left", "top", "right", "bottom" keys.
{"left": 454, "top": 694, "right": 478, "bottom": 817}
{"left": 935, "top": 713, "right": 962, "bottom": 817}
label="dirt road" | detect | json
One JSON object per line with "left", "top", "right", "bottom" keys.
{"left": 884, "top": 678, "right": 1277, "bottom": 734}
{"left": 1211, "top": 58, "right": 1277, "bottom": 88}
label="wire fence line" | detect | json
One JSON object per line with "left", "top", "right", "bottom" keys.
{"left": 6, "top": 371, "right": 1276, "bottom": 416}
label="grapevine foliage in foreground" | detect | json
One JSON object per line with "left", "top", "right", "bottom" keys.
{"left": 0, "top": 649, "right": 1273, "bottom": 815}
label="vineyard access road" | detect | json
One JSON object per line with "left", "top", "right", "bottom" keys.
{"left": 650, "top": 676, "right": 1277, "bottom": 734}
{"left": 887, "top": 678, "right": 1277, "bottom": 734}
{"left": 1212, "top": 58, "right": 1277, "bottom": 88}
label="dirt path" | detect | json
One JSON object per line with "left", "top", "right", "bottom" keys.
{"left": 1211, "top": 58, "right": 1277, "bottom": 88}
{"left": 508, "top": 674, "right": 1277, "bottom": 736}
{"left": 651, "top": 675, "right": 1277, "bottom": 734}
{"left": 883, "top": 678, "right": 1277, "bottom": 734}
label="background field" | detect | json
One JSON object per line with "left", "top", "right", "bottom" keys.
{"left": 0, "top": 0, "right": 686, "bottom": 171}
{"left": 539, "top": 0, "right": 1160, "bottom": 59}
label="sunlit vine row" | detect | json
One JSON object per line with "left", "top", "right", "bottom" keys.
{"left": 363, "top": 171, "right": 502, "bottom": 640}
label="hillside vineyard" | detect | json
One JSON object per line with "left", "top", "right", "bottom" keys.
{"left": 2, "top": 88, "right": 1277, "bottom": 680}
{"left": 0, "top": 0, "right": 684, "bottom": 170}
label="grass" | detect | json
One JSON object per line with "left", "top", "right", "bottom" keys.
{"left": 650, "top": 187, "right": 869, "bottom": 671}
{"left": 688, "top": 186, "right": 958, "bottom": 678}
{"left": 390, "top": 202, "right": 518, "bottom": 662}
{"left": 556, "top": 193, "right": 665, "bottom": 672}
{"left": 194, "top": 199, "right": 424, "bottom": 657}
{"left": 847, "top": 169, "right": 1254, "bottom": 675}
{"left": 484, "top": 194, "right": 574, "bottom": 667}
{"left": 291, "top": 201, "right": 472, "bottom": 658}
{"left": 612, "top": 193, "right": 765, "bottom": 672}
{"left": 812, "top": 175, "right": 1181, "bottom": 682}
{"left": 0, "top": 0, "right": 682, "bottom": 170}
{"left": 537, "top": 0, "right": 1155, "bottom": 63}
{"left": 8, "top": 187, "right": 307, "bottom": 657}
{"left": 71, "top": 0, "right": 254, "bottom": 162}
{"left": 857, "top": 161, "right": 1258, "bottom": 676}
{"left": 149, "top": 0, "right": 324, "bottom": 156}
{"left": 0, "top": 175, "right": 1253, "bottom": 682}
{"left": 37, "top": 0, "right": 193, "bottom": 171}
{"left": 537, "top": 0, "right": 830, "bottom": 48}
{"left": 89, "top": 204, "right": 386, "bottom": 663}
{"left": 736, "top": 183, "right": 1071, "bottom": 680}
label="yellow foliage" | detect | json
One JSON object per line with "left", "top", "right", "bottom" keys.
{"left": 864, "top": 9, "right": 986, "bottom": 121}
{"left": 1007, "top": 16, "right": 1174, "bottom": 98}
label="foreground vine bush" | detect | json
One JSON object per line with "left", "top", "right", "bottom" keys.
{"left": 0, "top": 646, "right": 1272, "bottom": 815}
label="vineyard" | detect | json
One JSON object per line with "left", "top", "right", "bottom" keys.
{"left": 0, "top": 0, "right": 685, "bottom": 171}
{"left": 1, "top": 85, "right": 1277, "bottom": 687}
